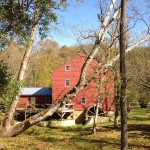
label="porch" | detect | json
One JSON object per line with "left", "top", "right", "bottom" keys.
{"left": 16, "top": 103, "right": 74, "bottom": 120}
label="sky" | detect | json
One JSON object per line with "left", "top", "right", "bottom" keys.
{"left": 48, "top": 0, "right": 100, "bottom": 46}
{"left": 45, "top": 0, "right": 149, "bottom": 47}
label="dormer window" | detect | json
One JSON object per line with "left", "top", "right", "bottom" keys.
{"left": 65, "top": 80, "right": 70, "bottom": 87}
{"left": 65, "top": 65, "right": 70, "bottom": 71}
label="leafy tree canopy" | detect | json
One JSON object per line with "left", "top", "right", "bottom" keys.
{"left": 0, "top": 0, "right": 63, "bottom": 47}
{"left": 0, "top": 61, "right": 19, "bottom": 110}
{"left": 0, "top": 61, "right": 11, "bottom": 96}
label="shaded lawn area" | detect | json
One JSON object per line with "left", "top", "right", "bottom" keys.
{"left": 0, "top": 108, "right": 149, "bottom": 150}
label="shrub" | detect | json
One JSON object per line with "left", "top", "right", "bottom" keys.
{"left": 0, "top": 61, "right": 19, "bottom": 111}
{"left": 138, "top": 96, "right": 149, "bottom": 108}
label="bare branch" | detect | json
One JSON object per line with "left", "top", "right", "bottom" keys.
{"left": 99, "top": 5, "right": 120, "bottom": 42}
{"left": 86, "top": 33, "right": 150, "bottom": 86}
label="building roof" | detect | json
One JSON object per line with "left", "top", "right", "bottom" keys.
{"left": 21, "top": 87, "right": 52, "bottom": 96}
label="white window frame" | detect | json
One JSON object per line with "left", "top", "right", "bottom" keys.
{"left": 81, "top": 97, "right": 86, "bottom": 105}
{"left": 65, "top": 65, "right": 70, "bottom": 71}
{"left": 65, "top": 80, "right": 70, "bottom": 87}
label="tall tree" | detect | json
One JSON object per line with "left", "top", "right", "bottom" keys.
{"left": 119, "top": 0, "right": 127, "bottom": 149}
{"left": 0, "top": 0, "right": 63, "bottom": 136}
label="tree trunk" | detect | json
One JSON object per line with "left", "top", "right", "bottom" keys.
{"left": 93, "top": 101, "right": 99, "bottom": 134}
{"left": 120, "top": 0, "right": 128, "bottom": 150}
{"left": 114, "top": 72, "right": 120, "bottom": 129}
{"left": 114, "top": 108, "right": 119, "bottom": 128}
{"left": 2, "top": 24, "right": 37, "bottom": 133}
{"left": 0, "top": 103, "right": 61, "bottom": 137}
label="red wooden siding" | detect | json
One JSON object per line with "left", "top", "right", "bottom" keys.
{"left": 52, "top": 53, "right": 115, "bottom": 111}
{"left": 17, "top": 96, "right": 52, "bottom": 108}
{"left": 18, "top": 96, "right": 30, "bottom": 108}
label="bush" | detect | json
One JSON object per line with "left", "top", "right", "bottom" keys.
{"left": 138, "top": 96, "right": 149, "bottom": 108}
{"left": 0, "top": 61, "right": 20, "bottom": 111}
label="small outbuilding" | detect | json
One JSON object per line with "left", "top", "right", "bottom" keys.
{"left": 17, "top": 87, "right": 52, "bottom": 109}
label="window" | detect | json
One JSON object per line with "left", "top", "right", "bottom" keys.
{"left": 45, "top": 97, "right": 50, "bottom": 104}
{"left": 81, "top": 97, "right": 86, "bottom": 104}
{"left": 65, "top": 80, "right": 70, "bottom": 87}
{"left": 30, "top": 97, "right": 36, "bottom": 105}
{"left": 62, "top": 104, "right": 69, "bottom": 109}
{"left": 65, "top": 65, "right": 70, "bottom": 71}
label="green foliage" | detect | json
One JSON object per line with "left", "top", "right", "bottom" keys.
{"left": 0, "top": 61, "right": 11, "bottom": 96}
{"left": 0, "top": 0, "right": 63, "bottom": 47}
{"left": 1, "top": 80, "right": 20, "bottom": 111}
{"left": 138, "top": 95, "right": 149, "bottom": 108}
{"left": 0, "top": 61, "right": 20, "bottom": 111}
{"left": 126, "top": 46, "right": 150, "bottom": 103}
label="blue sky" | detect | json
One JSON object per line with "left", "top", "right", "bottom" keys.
{"left": 49, "top": 0, "right": 100, "bottom": 46}
{"left": 46, "top": 0, "right": 149, "bottom": 47}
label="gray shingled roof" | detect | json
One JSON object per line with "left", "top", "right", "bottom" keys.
{"left": 21, "top": 87, "right": 52, "bottom": 96}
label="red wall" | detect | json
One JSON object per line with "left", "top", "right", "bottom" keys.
{"left": 18, "top": 97, "right": 30, "bottom": 108}
{"left": 52, "top": 53, "right": 114, "bottom": 111}
{"left": 17, "top": 96, "right": 52, "bottom": 108}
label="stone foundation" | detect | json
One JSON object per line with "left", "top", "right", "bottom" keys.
{"left": 86, "top": 116, "right": 111, "bottom": 125}
{"left": 37, "top": 110, "right": 115, "bottom": 127}
{"left": 74, "top": 110, "right": 115, "bottom": 124}
{"left": 74, "top": 111, "right": 85, "bottom": 124}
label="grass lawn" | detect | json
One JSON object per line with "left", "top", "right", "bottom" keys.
{"left": 0, "top": 108, "right": 150, "bottom": 150}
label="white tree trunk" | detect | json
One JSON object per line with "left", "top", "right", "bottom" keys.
{"left": 93, "top": 101, "right": 99, "bottom": 134}
{"left": 2, "top": 25, "right": 37, "bottom": 133}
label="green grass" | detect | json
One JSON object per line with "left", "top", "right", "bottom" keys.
{"left": 0, "top": 108, "right": 150, "bottom": 150}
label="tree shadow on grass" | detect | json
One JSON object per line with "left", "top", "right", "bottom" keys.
{"left": 128, "top": 123, "right": 150, "bottom": 149}
{"left": 24, "top": 123, "right": 150, "bottom": 149}
{"left": 38, "top": 136, "right": 59, "bottom": 142}
{"left": 128, "top": 123, "right": 150, "bottom": 141}
{"left": 25, "top": 126, "right": 64, "bottom": 136}
{"left": 36, "top": 134, "right": 120, "bottom": 150}
{"left": 70, "top": 137, "right": 120, "bottom": 150}
{"left": 128, "top": 124, "right": 150, "bottom": 134}
{"left": 129, "top": 144, "right": 150, "bottom": 150}
{"left": 129, "top": 116, "right": 150, "bottom": 121}
{"left": 61, "top": 126, "right": 85, "bottom": 132}
{"left": 35, "top": 125, "right": 121, "bottom": 149}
